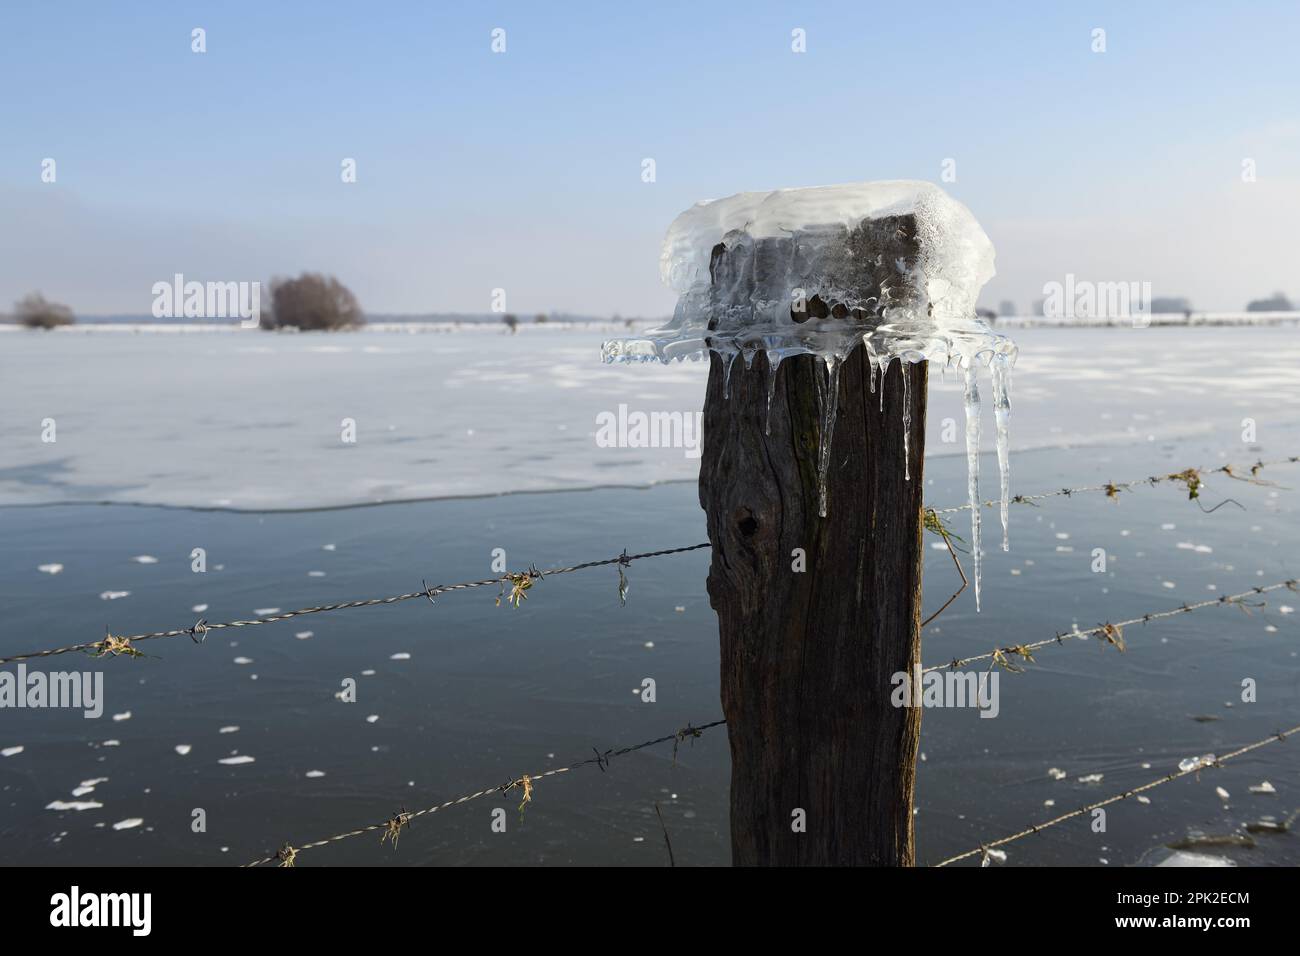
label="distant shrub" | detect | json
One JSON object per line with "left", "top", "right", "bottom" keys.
{"left": 1246, "top": 291, "right": 1293, "bottom": 313}
{"left": 263, "top": 273, "right": 364, "bottom": 330}
{"left": 502, "top": 313, "right": 519, "bottom": 333}
{"left": 14, "top": 292, "right": 74, "bottom": 329}
{"left": 1151, "top": 296, "right": 1193, "bottom": 314}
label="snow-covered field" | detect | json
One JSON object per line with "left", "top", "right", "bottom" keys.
{"left": 2, "top": 324, "right": 1299, "bottom": 510}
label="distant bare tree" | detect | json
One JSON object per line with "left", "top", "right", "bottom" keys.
{"left": 502, "top": 313, "right": 519, "bottom": 334}
{"left": 263, "top": 273, "right": 364, "bottom": 330}
{"left": 535, "top": 313, "right": 548, "bottom": 325}
{"left": 14, "top": 292, "right": 74, "bottom": 329}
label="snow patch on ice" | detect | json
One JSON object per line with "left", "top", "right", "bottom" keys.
{"left": 47, "top": 800, "right": 103, "bottom": 812}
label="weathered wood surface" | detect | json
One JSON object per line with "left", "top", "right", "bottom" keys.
{"left": 701, "top": 351, "right": 926, "bottom": 865}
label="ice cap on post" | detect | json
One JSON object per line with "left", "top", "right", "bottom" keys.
{"left": 603, "top": 180, "right": 1016, "bottom": 612}
{"left": 601, "top": 179, "right": 1013, "bottom": 372}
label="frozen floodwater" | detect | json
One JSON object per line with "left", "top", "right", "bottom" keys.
{"left": 2, "top": 324, "right": 1299, "bottom": 511}
{"left": 1, "top": 320, "right": 1298, "bottom": 866}
{"left": 1, "top": 434, "right": 1297, "bottom": 866}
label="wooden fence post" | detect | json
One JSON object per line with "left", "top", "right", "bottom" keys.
{"left": 698, "top": 233, "right": 927, "bottom": 866}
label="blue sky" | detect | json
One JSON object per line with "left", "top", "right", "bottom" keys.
{"left": 2, "top": 1, "right": 1297, "bottom": 315}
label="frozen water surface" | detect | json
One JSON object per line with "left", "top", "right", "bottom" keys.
{"left": 1, "top": 321, "right": 1298, "bottom": 868}
{"left": 3, "top": 435, "right": 1297, "bottom": 866}
{"left": 2, "top": 324, "right": 1300, "bottom": 514}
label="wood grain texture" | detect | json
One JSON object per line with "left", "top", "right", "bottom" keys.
{"left": 699, "top": 348, "right": 926, "bottom": 866}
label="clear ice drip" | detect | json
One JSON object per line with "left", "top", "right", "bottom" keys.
{"left": 991, "top": 351, "right": 1012, "bottom": 551}
{"left": 901, "top": 361, "right": 911, "bottom": 481}
{"left": 963, "top": 365, "right": 983, "bottom": 612}
{"left": 600, "top": 180, "right": 1015, "bottom": 612}
{"left": 764, "top": 351, "right": 781, "bottom": 436}
{"left": 815, "top": 355, "right": 841, "bottom": 517}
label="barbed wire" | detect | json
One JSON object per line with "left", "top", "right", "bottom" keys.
{"left": 241, "top": 577, "right": 1296, "bottom": 866}
{"left": 929, "top": 455, "right": 1298, "bottom": 516}
{"left": 213, "top": 570, "right": 1292, "bottom": 866}
{"left": 0, "top": 543, "right": 711, "bottom": 666}
{"left": 243, "top": 718, "right": 727, "bottom": 867}
{"left": 7, "top": 450, "right": 1292, "bottom": 866}
{"left": 3, "top": 455, "right": 1293, "bottom": 669}
{"left": 923, "top": 580, "right": 1297, "bottom": 674}
{"left": 933, "top": 723, "right": 1300, "bottom": 867}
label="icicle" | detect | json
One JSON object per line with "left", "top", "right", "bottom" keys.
{"left": 742, "top": 347, "right": 757, "bottom": 370}
{"left": 901, "top": 360, "right": 911, "bottom": 481}
{"left": 878, "top": 355, "right": 888, "bottom": 412}
{"left": 816, "top": 355, "right": 841, "bottom": 518}
{"left": 963, "top": 364, "right": 983, "bottom": 612}
{"left": 764, "top": 351, "right": 781, "bottom": 436}
{"left": 869, "top": 355, "right": 877, "bottom": 394}
{"left": 991, "top": 352, "right": 1012, "bottom": 552}
{"left": 722, "top": 350, "right": 737, "bottom": 399}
